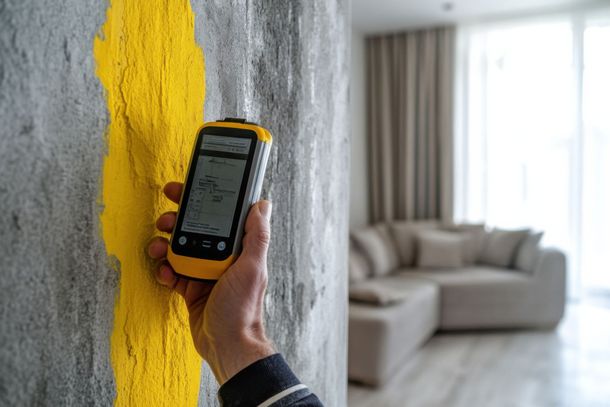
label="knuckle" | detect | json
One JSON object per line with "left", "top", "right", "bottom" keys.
{"left": 255, "top": 229, "right": 271, "bottom": 247}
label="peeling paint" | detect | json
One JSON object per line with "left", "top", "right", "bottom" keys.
{"left": 93, "top": 0, "right": 205, "bottom": 405}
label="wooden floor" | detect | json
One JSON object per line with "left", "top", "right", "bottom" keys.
{"left": 348, "top": 302, "right": 610, "bottom": 407}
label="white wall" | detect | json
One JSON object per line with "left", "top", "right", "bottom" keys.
{"left": 349, "top": 30, "right": 370, "bottom": 229}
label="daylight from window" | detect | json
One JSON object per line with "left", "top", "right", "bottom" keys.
{"left": 455, "top": 12, "right": 610, "bottom": 299}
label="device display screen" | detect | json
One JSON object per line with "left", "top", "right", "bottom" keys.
{"left": 181, "top": 136, "right": 251, "bottom": 237}
{"left": 172, "top": 128, "right": 256, "bottom": 260}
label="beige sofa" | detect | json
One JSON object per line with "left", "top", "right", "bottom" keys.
{"left": 348, "top": 221, "right": 566, "bottom": 386}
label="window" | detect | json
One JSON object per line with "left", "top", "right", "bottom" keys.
{"left": 582, "top": 19, "right": 610, "bottom": 296}
{"left": 455, "top": 9, "right": 610, "bottom": 299}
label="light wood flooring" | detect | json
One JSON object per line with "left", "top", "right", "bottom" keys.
{"left": 348, "top": 302, "right": 610, "bottom": 407}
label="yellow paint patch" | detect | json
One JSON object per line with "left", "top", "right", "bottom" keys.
{"left": 94, "top": 0, "right": 205, "bottom": 405}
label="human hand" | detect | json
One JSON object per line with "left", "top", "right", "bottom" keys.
{"left": 147, "top": 182, "right": 275, "bottom": 384}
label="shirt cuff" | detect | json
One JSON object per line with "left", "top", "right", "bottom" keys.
{"left": 218, "top": 353, "right": 311, "bottom": 407}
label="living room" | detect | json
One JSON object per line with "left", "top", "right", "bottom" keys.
{"left": 3, "top": 0, "right": 610, "bottom": 405}
{"left": 348, "top": 0, "right": 610, "bottom": 406}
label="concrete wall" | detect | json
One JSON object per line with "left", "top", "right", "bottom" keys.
{"left": 349, "top": 30, "right": 370, "bottom": 229}
{"left": 0, "top": 0, "right": 349, "bottom": 405}
{"left": 0, "top": 0, "right": 116, "bottom": 405}
{"left": 197, "top": 1, "right": 350, "bottom": 405}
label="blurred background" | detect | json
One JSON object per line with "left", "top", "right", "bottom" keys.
{"left": 348, "top": 0, "right": 610, "bottom": 406}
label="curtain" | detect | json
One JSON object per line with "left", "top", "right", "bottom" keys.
{"left": 366, "top": 27, "right": 455, "bottom": 223}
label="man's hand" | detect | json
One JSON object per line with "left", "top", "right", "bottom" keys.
{"left": 147, "top": 182, "right": 275, "bottom": 384}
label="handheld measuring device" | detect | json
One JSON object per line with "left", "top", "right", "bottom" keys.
{"left": 167, "top": 118, "right": 272, "bottom": 281}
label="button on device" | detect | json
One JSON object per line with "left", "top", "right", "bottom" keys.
{"left": 217, "top": 241, "right": 226, "bottom": 251}
{"left": 178, "top": 236, "right": 187, "bottom": 245}
{"left": 202, "top": 240, "right": 212, "bottom": 248}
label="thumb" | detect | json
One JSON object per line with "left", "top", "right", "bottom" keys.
{"left": 241, "top": 200, "right": 272, "bottom": 265}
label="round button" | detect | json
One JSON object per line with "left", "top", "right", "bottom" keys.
{"left": 178, "top": 236, "right": 187, "bottom": 245}
{"left": 217, "top": 241, "right": 226, "bottom": 251}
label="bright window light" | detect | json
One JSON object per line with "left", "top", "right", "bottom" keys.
{"left": 582, "top": 23, "right": 610, "bottom": 295}
{"left": 455, "top": 10, "right": 610, "bottom": 299}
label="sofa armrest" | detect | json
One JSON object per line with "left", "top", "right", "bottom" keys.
{"left": 531, "top": 247, "right": 567, "bottom": 326}
{"left": 533, "top": 247, "right": 566, "bottom": 281}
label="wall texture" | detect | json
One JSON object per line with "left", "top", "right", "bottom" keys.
{"left": 93, "top": 0, "right": 206, "bottom": 405}
{"left": 197, "top": 1, "right": 350, "bottom": 404}
{"left": 0, "top": 0, "right": 116, "bottom": 405}
{"left": 0, "top": 0, "right": 349, "bottom": 406}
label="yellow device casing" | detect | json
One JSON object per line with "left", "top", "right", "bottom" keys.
{"left": 167, "top": 119, "right": 272, "bottom": 281}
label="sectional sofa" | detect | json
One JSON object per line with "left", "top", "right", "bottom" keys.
{"left": 348, "top": 220, "right": 566, "bottom": 386}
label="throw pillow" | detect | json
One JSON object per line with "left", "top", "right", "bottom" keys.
{"left": 389, "top": 220, "right": 439, "bottom": 267}
{"left": 348, "top": 248, "right": 371, "bottom": 284}
{"left": 349, "top": 278, "right": 421, "bottom": 306}
{"left": 350, "top": 224, "right": 400, "bottom": 277}
{"left": 443, "top": 223, "right": 486, "bottom": 264}
{"left": 479, "top": 228, "right": 530, "bottom": 267}
{"left": 349, "top": 283, "right": 409, "bottom": 306}
{"left": 416, "top": 230, "right": 464, "bottom": 268}
{"left": 515, "top": 231, "right": 544, "bottom": 273}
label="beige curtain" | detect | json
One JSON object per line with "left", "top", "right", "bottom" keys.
{"left": 367, "top": 27, "right": 455, "bottom": 223}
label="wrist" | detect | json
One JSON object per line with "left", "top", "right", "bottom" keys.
{"left": 204, "top": 329, "right": 275, "bottom": 385}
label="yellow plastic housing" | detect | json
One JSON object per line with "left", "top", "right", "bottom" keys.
{"left": 202, "top": 120, "right": 272, "bottom": 144}
{"left": 167, "top": 248, "right": 235, "bottom": 281}
{"left": 167, "top": 120, "right": 271, "bottom": 281}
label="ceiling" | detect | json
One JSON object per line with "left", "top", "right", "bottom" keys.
{"left": 352, "top": 0, "right": 600, "bottom": 33}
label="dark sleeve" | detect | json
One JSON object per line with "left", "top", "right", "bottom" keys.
{"left": 218, "top": 353, "right": 324, "bottom": 407}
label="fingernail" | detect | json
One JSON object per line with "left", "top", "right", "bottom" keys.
{"left": 259, "top": 200, "right": 272, "bottom": 221}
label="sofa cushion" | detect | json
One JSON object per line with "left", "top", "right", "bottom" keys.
{"left": 515, "top": 231, "right": 544, "bottom": 273}
{"left": 389, "top": 220, "right": 439, "bottom": 266}
{"left": 349, "top": 275, "right": 433, "bottom": 305}
{"left": 416, "top": 230, "right": 463, "bottom": 268}
{"left": 348, "top": 247, "right": 371, "bottom": 284}
{"left": 479, "top": 228, "right": 530, "bottom": 267}
{"left": 398, "top": 266, "right": 529, "bottom": 287}
{"left": 397, "top": 266, "right": 556, "bottom": 329}
{"left": 351, "top": 224, "right": 400, "bottom": 277}
{"left": 348, "top": 278, "right": 439, "bottom": 385}
{"left": 443, "top": 223, "right": 486, "bottom": 264}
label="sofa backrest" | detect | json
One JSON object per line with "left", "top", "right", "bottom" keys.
{"left": 387, "top": 220, "right": 440, "bottom": 266}
{"left": 350, "top": 224, "right": 400, "bottom": 278}
{"left": 348, "top": 221, "right": 545, "bottom": 283}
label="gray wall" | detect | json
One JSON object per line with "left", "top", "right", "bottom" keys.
{"left": 0, "top": 0, "right": 116, "bottom": 405}
{"left": 197, "top": 1, "right": 350, "bottom": 405}
{"left": 0, "top": 0, "right": 349, "bottom": 405}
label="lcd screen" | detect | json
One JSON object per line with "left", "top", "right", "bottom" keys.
{"left": 181, "top": 135, "right": 252, "bottom": 237}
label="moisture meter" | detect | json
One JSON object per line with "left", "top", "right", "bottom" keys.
{"left": 167, "top": 118, "right": 272, "bottom": 281}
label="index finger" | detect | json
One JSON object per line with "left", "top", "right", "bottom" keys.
{"left": 163, "top": 182, "right": 183, "bottom": 204}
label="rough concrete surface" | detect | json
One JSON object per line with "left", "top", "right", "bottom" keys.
{"left": 0, "top": 0, "right": 116, "bottom": 405}
{"left": 1, "top": 0, "right": 349, "bottom": 405}
{"left": 94, "top": 1, "right": 207, "bottom": 405}
{"left": 197, "top": 1, "right": 350, "bottom": 405}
